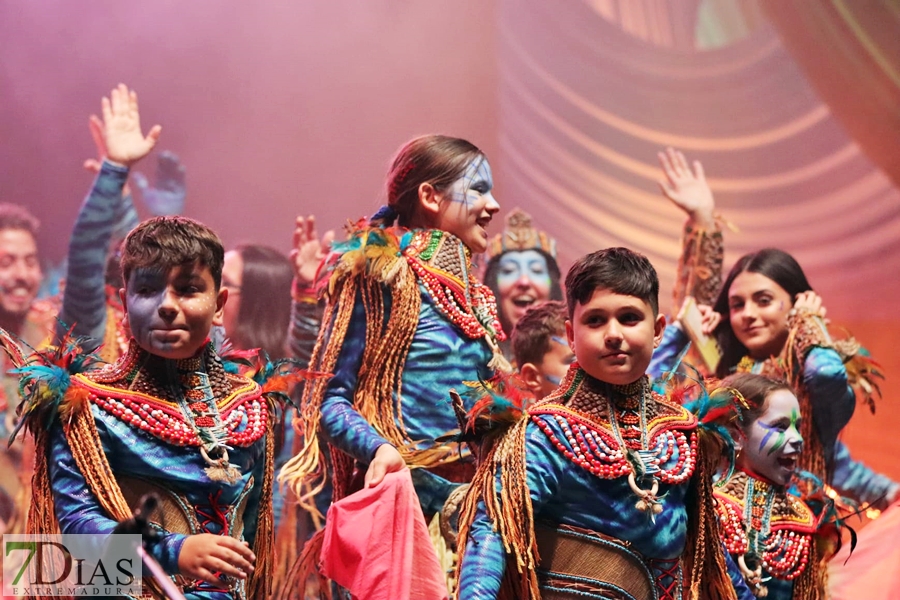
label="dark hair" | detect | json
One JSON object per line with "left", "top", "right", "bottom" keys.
{"left": 228, "top": 244, "right": 294, "bottom": 359}
{"left": 371, "top": 135, "right": 485, "bottom": 227}
{"left": 0, "top": 203, "right": 39, "bottom": 236}
{"left": 120, "top": 216, "right": 224, "bottom": 289}
{"left": 719, "top": 372, "right": 793, "bottom": 430}
{"left": 511, "top": 300, "right": 567, "bottom": 367}
{"left": 564, "top": 247, "right": 659, "bottom": 318}
{"left": 712, "top": 248, "right": 812, "bottom": 378}
{"left": 484, "top": 249, "right": 564, "bottom": 334}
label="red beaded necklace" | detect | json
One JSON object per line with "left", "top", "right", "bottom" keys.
{"left": 403, "top": 229, "right": 505, "bottom": 343}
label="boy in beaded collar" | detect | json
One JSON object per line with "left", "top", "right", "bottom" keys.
{"left": 455, "top": 247, "right": 748, "bottom": 600}
{"left": 17, "top": 92, "right": 279, "bottom": 600}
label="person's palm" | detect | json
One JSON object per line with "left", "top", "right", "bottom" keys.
{"left": 102, "top": 84, "right": 161, "bottom": 167}
{"left": 657, "top": 147, "right": 714, "bottom": 225}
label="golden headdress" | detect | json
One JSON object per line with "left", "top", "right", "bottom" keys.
{"left": 486, "top": 208, "right": 557, "bottom": 260}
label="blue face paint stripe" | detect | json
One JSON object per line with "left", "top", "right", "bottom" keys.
{"left": 757, "top": 424, "right": 778, "bottom": 454}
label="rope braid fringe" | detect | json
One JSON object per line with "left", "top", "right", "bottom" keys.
{"left": 27, "top": 385, "right": 169, "bottom": 600}
{"left": 455, "top": 413, "right": 738, "bottom": 599}
{"left": 455, "top": 416, "right": 539, "bottom": 599}
{"left": 277, "top": 227, "right": 451, "bottom": 594}
{"left": 278, "top": 231, "right": 422, "bottom": 517}
{"left": 683, "top": 428, "right": 738, "bottom": 600}
{"left": 27, "top": 381, "right": 276, "bottom": 600}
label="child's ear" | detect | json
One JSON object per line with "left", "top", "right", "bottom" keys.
{"left": 652, "top": 313, "right": 666, "bottom": 348}
{"left": 728, "top": 423, "right": 746, "bottom": 455}
{"left": 565, "top": 319, "right": 575, "bottom": 352}
{"left": 518, "top": 363, "right": 544, "bottom": 396}
{"left": 212, "top": 287, "right": 228, "bottom": 327}
{"left": 118, "top": 288, "right": 127, "bottom": 313}
{"left": 417, "top": 182, "right": 441, "bottom": 222}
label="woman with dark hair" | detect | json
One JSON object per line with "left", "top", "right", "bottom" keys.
{"left": 652, "top": 147, "right": 897, "bottom": 512}
{"left": 482, "top": 208, "right": 562, "bottom": 356}
{"left": 221, "top": 244, "right": 294, "bottom": 359}
{"left": 280, "top": 134, "right": 505, "bottom": 594}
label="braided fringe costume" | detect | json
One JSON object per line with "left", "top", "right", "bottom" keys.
{"left": 10, "top": 336, "right": 287, "bottom": 600}
{"left": 278, "top": 225, "right": 507, "bottom": 597}
{"left": 455, "top": 365, "right": 737, "bottom": 600}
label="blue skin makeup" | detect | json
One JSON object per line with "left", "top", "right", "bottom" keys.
{"left": 497, "top": 251, "right": 551, "bottom": 291}
{"left": 543, "top": 336, "right": 575, "bottom": 386}
{"left": 450, "top": 156, "right": 494, "bottom": 207}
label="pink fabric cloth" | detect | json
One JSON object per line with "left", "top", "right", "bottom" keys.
{"left": 829, "top": 501, "right": 900, "bottom": 599}
{"left": 320, "top": 467, "right": 449, "bottom": 600}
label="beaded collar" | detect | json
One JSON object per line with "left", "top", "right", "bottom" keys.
{"left": 403, "top": 229, "right": 506, "bottom": 346}
{"left": 530, "top": 366, "right": 698, "bottom": 511}
{"left": 715, "top": 471, "right": 817, "bottom": 587}
{"left": 76, "top": 341, "right": 266, "bottom": 482}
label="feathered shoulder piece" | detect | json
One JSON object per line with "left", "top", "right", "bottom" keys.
{"left": 218, "top": 345, "right": 331, "bottom": 410}
{"left": 1, "top": 325, "right": 105, "bottom": 445}
{"left": 455, "top": 372, "right": 535, "bottom": 444}
{"left": 321, "top": 219, "right": 412, "bottom": 298}
{"left": 782, "top": 311, "right": 884, "bottom": 414}
{"left": 656, "top": 358, "right": 739, "bottom": 480}
{"left": 792, "top": 471, "right": 857, "bottom": 560}
{"left": 833, "top": 334, "right": 883, "bottom": 415}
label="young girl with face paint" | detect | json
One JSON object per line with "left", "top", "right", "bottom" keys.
{"left": 708, "top": 373, "right": 831, "bottom": 599}
{"left": 279, "top": 134, "right": 505, "bottom": 594}
{"left": 651, "top": 147, "right": 897, "bottom": 515}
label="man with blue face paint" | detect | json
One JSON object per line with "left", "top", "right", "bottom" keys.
{"left": 483, "top": 209, "right": 563, "bottom": 357}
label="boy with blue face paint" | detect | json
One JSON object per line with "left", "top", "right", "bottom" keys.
{"left": 511, "top": 300, "right": 574, "bottom": 399}
{"left": 10, "top": 88, "right": 301, "bottom": 599}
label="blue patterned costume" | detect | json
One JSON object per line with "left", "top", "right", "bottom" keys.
{"left": 456, "top": 365, "right": 747, "bottom": 600}
{"left": 283, "top": 226, "right": 505, "bottom": 514}
{"left": 278, "top": 226, "right": 506, "bottom": 592}
{"left": 24, "top": 341, "right": 277, "bottom": 600}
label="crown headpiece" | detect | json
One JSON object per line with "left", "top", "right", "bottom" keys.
{"left": 486, "top": 208, "right": 557, "bottom": 260}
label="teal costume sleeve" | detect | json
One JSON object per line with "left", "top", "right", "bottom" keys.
{"left": 647, "top": 324, "right": 690, "bottom": 381}
{"left": 318, "top": 287, "right": 391, "bottom": 462}
{"left": 48, "top": 420, "right": 186, "bottom": 575}
{"left": 831, "top": 440, "right": 899, "bottom": 509}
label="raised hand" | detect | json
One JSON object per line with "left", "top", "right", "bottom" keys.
{"left": 101, "top": 83, "right": 161, "bottom": 168}
{"left": 291, "top": 215, "right": 335, "bottom": 286}
{"left": 657, "top": 147, "right": 715, "bottom": 229}
{"left": 133, "top": 151, "right": 186, "bottom": 216}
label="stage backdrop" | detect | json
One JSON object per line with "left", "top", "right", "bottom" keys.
{"left": 1, "top": 0, "right": 898, "bottom": 480}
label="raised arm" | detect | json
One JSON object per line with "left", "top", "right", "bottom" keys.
{"left": 58, "top": 85, "right": 160, "bottom": 344}
{"left": 657, "top": 147, "right": 724, "bottom": 310}
{"left": 288, "top": 215, "right": 333, "bottom": 365}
